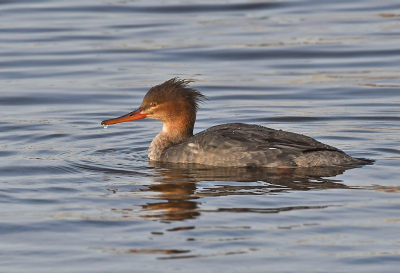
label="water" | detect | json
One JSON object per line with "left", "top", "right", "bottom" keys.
{"left": 1, "top": 0, "right": 400, "bottom": 272}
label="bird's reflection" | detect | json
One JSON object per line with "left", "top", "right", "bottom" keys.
{"left": 138, "top": 162, "right": 358, "bottom": 221}
{"left": 141, "top": 175, "right": 200, "bottom": 221}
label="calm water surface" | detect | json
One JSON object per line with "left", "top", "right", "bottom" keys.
{"left": 1, "top": 0, "right": 400, "bottom": 272}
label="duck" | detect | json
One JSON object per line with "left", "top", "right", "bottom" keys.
{"left": 101, "top": 78, "right": 372, "bottom": 168}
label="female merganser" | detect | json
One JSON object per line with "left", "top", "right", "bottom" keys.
{"left": 101, "top": 78, "right": 372, "bottom": 168}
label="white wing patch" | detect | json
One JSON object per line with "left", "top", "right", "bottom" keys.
{"left": 188, "top": 143, "right": 199, "bottom": 154}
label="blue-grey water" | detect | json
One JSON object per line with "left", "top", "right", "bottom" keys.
{"left": 1, "top": 0, "right": 400, "bottom": 272}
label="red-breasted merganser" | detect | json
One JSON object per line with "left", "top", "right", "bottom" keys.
{"left": 101, "top": 78, "right": 372, "bottom": 168}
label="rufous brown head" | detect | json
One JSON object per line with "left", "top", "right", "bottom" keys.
{"left": 101, "top": 78, "right": 206, "bottom": 126}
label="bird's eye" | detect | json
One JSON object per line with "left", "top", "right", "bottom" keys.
{"left": 150, "top": 102, "right": 157, "bottom": 107}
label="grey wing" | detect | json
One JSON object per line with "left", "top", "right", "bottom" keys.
{"left": 162, "top": 123, "right": 343, "bottom": 167}
{"left": 196, "top": 123, "right": 342, "bottom": 152}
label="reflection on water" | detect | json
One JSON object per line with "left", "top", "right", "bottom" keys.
{"left": 132, "top": 162, "right": 354, "bottom": 221}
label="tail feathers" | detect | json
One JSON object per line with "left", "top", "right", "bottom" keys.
{"left": 295, "top": 150, "right": 375, "bottom": 167}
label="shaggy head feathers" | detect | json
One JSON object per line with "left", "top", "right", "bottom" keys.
{"left": 142, "top": 78, "right": 207, "bottom": 112}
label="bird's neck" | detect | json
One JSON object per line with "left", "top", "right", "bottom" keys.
{"left": 148, "top": 114, "right": 195, "bottom": 161}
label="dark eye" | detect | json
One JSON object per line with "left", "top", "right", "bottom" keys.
{"left": 150, "top": 102, "right": 157, "bottom": 107}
